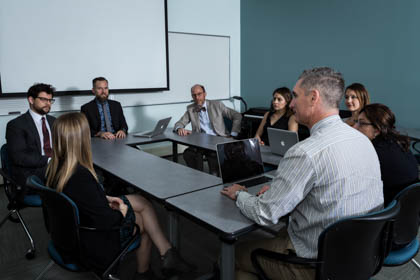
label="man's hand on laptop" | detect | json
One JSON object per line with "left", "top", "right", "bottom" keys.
{"left": 177, "top": 128, "right": 192, "bottom": 136}
{"left": 221, "top": 184, "right": 248, "bottom": 201}
{"left": 256, "top": 185, "right": 270, "bottom": 196}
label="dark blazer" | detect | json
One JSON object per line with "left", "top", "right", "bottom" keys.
{"left": 5, "top": 111, "right": 56, "bottom": 189}
{"left": 81, "top": 99, "right": 128, "bottom": 137}
{"left": 373, "top": 137, "right": 419, "bottom": 205}
{"left": 62, "top": 164, "right": 123, "bottom": 271}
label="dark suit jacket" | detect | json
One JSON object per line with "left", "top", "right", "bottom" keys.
{"left": 81, "top": 99, "right": 128, "bottom": 137}
{"left": 62, "top": 164, "right": 123, "bottom": 272}
{"left": 5, "top": 110, "right": 56, "bottom": 189}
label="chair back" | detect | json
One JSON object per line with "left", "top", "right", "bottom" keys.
{"left": 392, "top": 182, "right": 420, "bottom": 247}
{"left": 1, "top": 144, "right": 18, "bottom": 202}
{"left": 1, "top": 144, "right": 10, "bottom": 175}
{"left": 316, "top": 201, "right": 400, "bottom": 280}
{"left": 27, "top": 175, "right": 83, "bottom": 264}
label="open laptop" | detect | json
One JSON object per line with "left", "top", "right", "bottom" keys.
{"left": 133, "top": 117, "right": 171, "bottom": 138}
{"left": 267, "top": 128, "right": 299, "bottom": 156}
{"left": 216, "top": 138, "right": 272, "bottom": 188}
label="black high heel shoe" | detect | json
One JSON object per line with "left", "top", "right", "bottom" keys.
{"left": 161, "top": 248, "right": 195, "bottom": 277}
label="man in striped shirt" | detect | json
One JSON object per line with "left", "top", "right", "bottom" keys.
{"left": 221, "top": 67, "right": 384, "bottom": 280}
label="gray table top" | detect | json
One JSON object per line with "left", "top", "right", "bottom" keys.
{"left": 166, "top": 184, "right": 262, "bottom": 238}
{"left": 260, "top": 145, "right": 282, "bottom": 166}
{"left": 91, "top": 138, "right": 222, "bottom": 200}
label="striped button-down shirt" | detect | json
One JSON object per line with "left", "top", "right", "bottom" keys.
{"left": 236, "top": 115, "right": 384, "bottom": 258}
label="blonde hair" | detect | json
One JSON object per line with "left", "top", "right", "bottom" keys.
{"left": 46, "top": 112, "right": 97, "bottom": 192}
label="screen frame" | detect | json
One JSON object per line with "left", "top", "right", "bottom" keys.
{"left": 0, "top": 0, "right": 169, "bottom": 98}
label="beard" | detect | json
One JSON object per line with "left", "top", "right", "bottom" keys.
{"left": 32, "top": 105, "right": 50, "bottom": 115}
{"left": 96, "top": 94, "right": 109, "bottom": 103}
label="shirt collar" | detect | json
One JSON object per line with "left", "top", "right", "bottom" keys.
{"left": 28, "top": 108, "right": 46, "bottom": 123}
{"left": 95, "top": 98, "right": 108, "bottom": 105}
{"left": 310, "top": 114, "right": 340, "bottom": 135}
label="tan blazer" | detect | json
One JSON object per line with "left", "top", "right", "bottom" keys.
{"left": 174, "top": 100, "right": 242, "bottom": 137}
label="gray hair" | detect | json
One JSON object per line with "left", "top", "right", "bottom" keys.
{"left": 298, "top": 67, "right": 345, "bottom": 109}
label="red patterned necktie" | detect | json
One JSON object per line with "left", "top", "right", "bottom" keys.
{"left": 41, "top": 117, "right": 52, "bottom": 157}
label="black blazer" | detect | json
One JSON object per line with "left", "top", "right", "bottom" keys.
{"left": 81, "top": 99, "right": 128, "bottom": 137}
{"left": 62, "top": 164, "right": 123, "bottom": 271}
{"left": 373, "top": 137, "right": 419, "bottom": 205}
{"left": 5, "top": 111, "right": 56, "bottom": 189}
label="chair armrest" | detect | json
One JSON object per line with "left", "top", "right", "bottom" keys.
{"left": 79, "top": 225, "right": 121, "bottom": 232}
{"left": 251, "top": 248, "right": 320, "bottom": 280}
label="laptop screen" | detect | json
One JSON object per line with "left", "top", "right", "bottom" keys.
{"left": 216, "top": 138, "right": 264, "bottom": 184}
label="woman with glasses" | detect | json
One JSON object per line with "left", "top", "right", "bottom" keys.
{"left": 344, "top": 83, "right": 370, "bottom": 127}
{"left": 46, "top": 112, "right": 193, "bottom": 279}
{"left": 355, "top": 103, "right": 418, "bottom": 205}
{"left": 255, "top": 87, "right": 298, "bottom": 146}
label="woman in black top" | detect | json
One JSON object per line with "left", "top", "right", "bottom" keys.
{"left": 355, "top": 104, "right": 418, "bottom": 205}
{"left": 255, "top": 87, "right": 298, "bottom": 146}
{"left": 46, "top": 113, "right": 192, "bottom": 279}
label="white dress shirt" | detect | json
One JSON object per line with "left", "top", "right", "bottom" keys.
{"left": 236, "top": 115, "right": 384, "bottom": 258}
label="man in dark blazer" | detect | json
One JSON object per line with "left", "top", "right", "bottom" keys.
{"left": 174, "top": 84, "right": 242, "bottom": 175}
{"left": 6, "top": 83, "right": 56, "bottom": 198}
{"left": 81, "top": 77, "right": 128, "bottom": 139}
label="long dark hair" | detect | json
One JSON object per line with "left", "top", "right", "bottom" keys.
{"left": 360, "top": 103, "right": 410, "bottom": 152}
{"left": 270, "top": 87, "right": 293, "bottom": 117}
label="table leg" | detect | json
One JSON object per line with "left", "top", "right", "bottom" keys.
{"left": 172, "top": 142, "right": 178, "bottom": 163}
{"left": 168, "top": 211, "right": 179, "bottom": 248}
{"left": 220, "top": 241, "right": 235, "bottom": 280}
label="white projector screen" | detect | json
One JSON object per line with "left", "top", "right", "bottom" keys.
{"left": 0, "top": 0, "right": 168, "bottom": 95}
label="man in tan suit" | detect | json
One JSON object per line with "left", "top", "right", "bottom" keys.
{"left": 174, "top": 84, "right": 242, "bottom": 175}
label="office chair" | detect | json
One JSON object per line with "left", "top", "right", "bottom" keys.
{"left": 384, "top": 182, "right": 420, "bottom": 271}
{"left": 27, "top": 175, "right": 140, "bottom": 280}
{"left": 412, "top": 140, "right": 420, "bottom": 164}
{"left": 0, "top": 144, "right": 40, "bottom": 259}
{"left": 251, "top": 201, "right": 400, "bottom": 280}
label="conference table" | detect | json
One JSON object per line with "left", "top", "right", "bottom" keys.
{"left": 91, "top": 130, "right": 282, "bottom": 280}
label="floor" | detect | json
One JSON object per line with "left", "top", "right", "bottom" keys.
{"left": 1, "top": 156, "right": 420, "bottom": 280}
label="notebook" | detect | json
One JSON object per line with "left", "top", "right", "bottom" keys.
{"left": 216, "top": 138, "right": 272, "bottom": 187}
{"left": 267, "top": 128, "right": 299, "bottom": 156}
{"left": 133, "top": 117, "right": 171, "bottom": 138}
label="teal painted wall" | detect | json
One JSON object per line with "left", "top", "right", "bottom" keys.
{"left": 241, "top": 0, "right": 420, "bottom": 129}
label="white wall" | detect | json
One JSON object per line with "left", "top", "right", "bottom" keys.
{"left": 0, "top": 0, "right": 241, "bottom": 146}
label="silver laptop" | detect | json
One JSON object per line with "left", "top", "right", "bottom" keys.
{"left": 216, "top": 138, "right": 272, "bottom": 188}
{"left": 267, "top": 127, "right": 299, "bottom": 156}
{"left": 133, "top": 117, "right": 171, "bottom": 138}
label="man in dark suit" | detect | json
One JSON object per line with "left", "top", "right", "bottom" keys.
{"left": 6, "top": 83, "right": 56, "bottom": 196}
{"left": 81, "top": 77, "right": 128, "bottom": 139}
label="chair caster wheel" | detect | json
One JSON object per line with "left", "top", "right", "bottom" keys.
{"left": 26, "top": 249, "right": 35, "bottom": 260}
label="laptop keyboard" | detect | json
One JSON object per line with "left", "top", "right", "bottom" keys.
{"left": 236, "top": 176, "right": 272, "bottom": 188}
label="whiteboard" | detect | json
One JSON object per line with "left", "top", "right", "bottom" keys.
{"left": 0, "top": 32, "right": 231, "bottom": 115}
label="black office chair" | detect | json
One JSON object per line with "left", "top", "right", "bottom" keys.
{"left": 384, "top": 182, "right": 420, "bottom": 270}
{"left": 0, "top": 144, "right": 40, "bottom": 259}
{"left": 27, "top": 175, "right": 140, "bottom": 280}
{"left": 412, "top": 140, "right": 420, "bottom": 164}
{"left": 251, "top": 201, "right": 400, "bottom": 280}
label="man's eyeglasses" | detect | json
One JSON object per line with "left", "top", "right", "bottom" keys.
{"left": 36, "top": 97, "right": 55, "bottom": 104}
{"left": 354, "top": 119, "right": 373, "bottom": 126}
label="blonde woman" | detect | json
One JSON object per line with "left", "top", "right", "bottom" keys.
{"left": 344, "top": 83, "right": 370, "bottom": 127}
{"left": 46, "top": 112, "right": 192, "bottom": 280}
{"left": 255, "top": 87, "right": 298, "bottom": 146}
